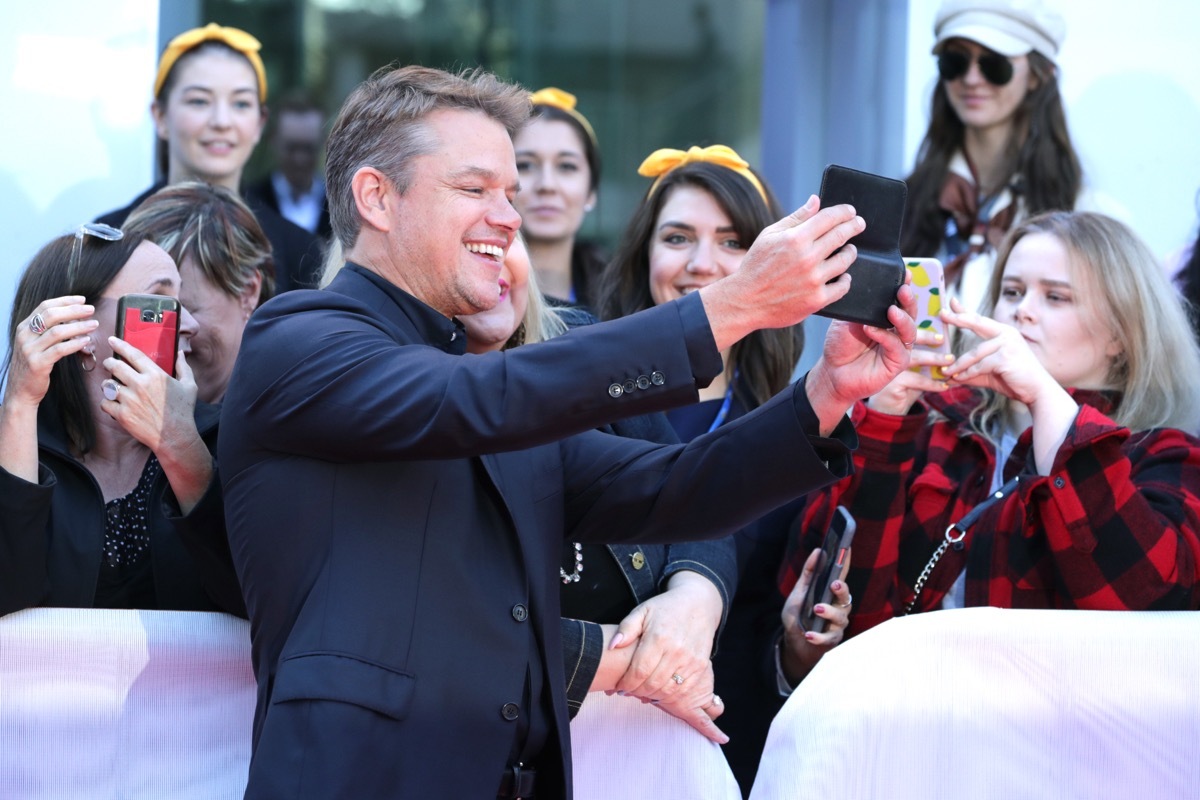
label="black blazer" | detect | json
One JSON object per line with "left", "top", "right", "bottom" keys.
{"left": 219, "top": 264, "right": 854, "bottom": 798}
{"left": 243, "top": 173, "right": 333, "bottom": 240}
{"left": 96, "top": 183, "right": 326, "bottom": 293}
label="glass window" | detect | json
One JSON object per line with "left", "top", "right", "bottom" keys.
{"left": 203, "top": 0, "right": 764, "bottom": 251}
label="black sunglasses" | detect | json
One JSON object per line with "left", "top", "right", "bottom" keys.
{"left": 937, "top": 50, "right": 1014, "bottom": 86}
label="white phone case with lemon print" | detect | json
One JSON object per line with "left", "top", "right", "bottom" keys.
{"left": 905, "top": 257, "right": 951, "bottom": 380}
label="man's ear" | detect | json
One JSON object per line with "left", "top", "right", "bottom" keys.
{"left": 351, "top": 167, "right": 394, "bottom": 234}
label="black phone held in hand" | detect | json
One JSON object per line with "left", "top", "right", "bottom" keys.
{"left": 815, "top": 164, "right": 908, "bottom": 329}
{"left": 799, "top": 505, "right": 857, "bottom": 634}
{"left": 115, "top": 294, "right": 181, "bottom": 377}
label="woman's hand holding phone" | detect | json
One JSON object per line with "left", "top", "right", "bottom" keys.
{"left": 779, "top": 508, "right": 855, "bottom": 686}
{"left": 865, "top": 261, "right": 957, "bottom": 416}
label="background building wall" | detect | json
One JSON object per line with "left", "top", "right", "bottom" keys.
{"left": 3, "top": 0, "right": 1198, "bottom": 360}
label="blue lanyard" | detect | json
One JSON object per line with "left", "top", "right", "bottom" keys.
{"left": 706, "top": 370, "right": 738, "bottom": 434}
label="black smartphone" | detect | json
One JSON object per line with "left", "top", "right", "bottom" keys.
{"left": 798, "top": 505, "right": 856, "bottom": 634}
{"left": 115, "top": 294, "right": 181, "bottom": 377}
{"left": 815, "top": 164, "right": 908, "bottom": 329}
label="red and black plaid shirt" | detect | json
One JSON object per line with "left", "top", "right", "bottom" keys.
{"left": 781, "top": 386, "right": 1200, "bottom": 638}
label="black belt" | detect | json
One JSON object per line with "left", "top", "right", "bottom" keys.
{"left": 497, "top": 764, "right": 536, "bottom": 799}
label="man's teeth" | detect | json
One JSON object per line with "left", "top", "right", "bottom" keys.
{"left": 466, "top": 243, "right": 504, "bottom": 258}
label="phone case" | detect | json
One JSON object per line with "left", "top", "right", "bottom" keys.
{"left": 116, "top": 294, "right": 180, "bottom": 377}
{"left": 799, "top": 505, "right": 857, "bottom": 634}
{"left": 815, "top": 164, "right": 908, "bottom": 329}
{"left": 904, "top": 257, "right": 952, "bottom": 380}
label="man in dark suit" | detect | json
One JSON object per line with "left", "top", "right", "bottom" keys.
{"left": 243, "top": 91, "right": 333, "bottom": 240}
{"left": 220, "top": 65, "right": 918, "bottom": 799}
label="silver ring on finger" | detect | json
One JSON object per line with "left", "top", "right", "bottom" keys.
{"left": 29, "top": 313, "right": 47, "bottom": 335}
{"left": 704, "top": 694, "right": 723, "bottom": 710}
{"left": 836, "top": 593, "right": 853, "bottom": 609}
{"left": 101, "top": 379, "right": 120, "bottom": 402}
{"left": 670, "top": 673, "right": 685, "bottom": 686}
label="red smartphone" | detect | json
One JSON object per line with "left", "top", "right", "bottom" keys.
{"left": 799, "top": 505, "right": 856, "bottom": 634}
{"left": 904, "top": 257, "right": 952, "bottom": 381}
{"left": 115, "top": 294, "right": 180, "bottom": 377}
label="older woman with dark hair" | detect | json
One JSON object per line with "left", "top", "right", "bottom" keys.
{"left": 124, "top": 181, "right": 274, "bottom": 403}
{"left": 0, "top": 225, "right": 242, "bottom": 616}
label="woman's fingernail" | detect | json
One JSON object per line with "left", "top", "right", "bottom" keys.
{"left": 609, "top": 632, "right": 624, "bottom": 649}
{"left": 813, "top": 604, "right": 826, "bottom": 615}
{"left": 805, "top": 631, "right": 817, "bottom": 642}
{"left": 831, "top": 581, "right": 843, "bottom": 591}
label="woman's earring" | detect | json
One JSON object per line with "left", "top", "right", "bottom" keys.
{"left": 583, "top": 203, "right": 595, "bottom": 212}
{"left": 79, "top": 340, "right": 97, "bottom": 372}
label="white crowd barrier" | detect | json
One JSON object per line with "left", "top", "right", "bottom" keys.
{"left": 0, "top": 608, "right": 255, "bottom": 800}
{"left": 0, "top": 608, "right": 738, "bottom": 800}
{"left": 751, "top": 607, "right": 1200, "bottom": 800}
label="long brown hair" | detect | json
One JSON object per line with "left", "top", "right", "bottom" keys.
{"left": 596, "top": 162, "right": 803, "bottom": 408}
{"left": 901, "top": 51, "right": 1082, "bottom": 258}
{"left": 4, "top": 231, "right": 149, "bottom": 455}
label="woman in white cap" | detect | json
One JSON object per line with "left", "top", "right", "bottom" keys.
{"left": 901, "top": 0, "right": 1083, "bottom": 317}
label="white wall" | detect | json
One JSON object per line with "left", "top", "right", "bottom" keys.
{"left": 903, "top": 0, "right": 1200, "bottom": 260}
{"left": 0, "top": 1, "right": 158, "bottom": 348}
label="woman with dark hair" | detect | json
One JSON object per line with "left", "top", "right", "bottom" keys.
{"left": 124, "top": 181, "right": 275, "bottom": 404}
{"left": 461, "top": 234, "right": 739, "bottom": 743}
{"left": 95, "top": 23, "right": 321, "bottom": 292}
{"left": 0, "top": 225, "right": 240, "bottom": 616}
{"left": 515, "top": 88, "right": 607, "bottom": 308}
{"left": 902, "top": 0, "right": 1084, "bottom": 316}
{"left": 595, "top": 145, "right": 839, "bottom": 795}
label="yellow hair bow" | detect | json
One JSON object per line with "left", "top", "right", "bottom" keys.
{"left": 155, "top": 23, "right": 268, "bottom": 103}
{"left": 528, "top": 87, "right": 598, "bottom": 148}
{"left": 638, "top": 145, "right": 767, "bottom": 204}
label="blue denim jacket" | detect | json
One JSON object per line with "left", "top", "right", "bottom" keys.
{"left": 558, "top": 405, "right": 737, "bottom": 717}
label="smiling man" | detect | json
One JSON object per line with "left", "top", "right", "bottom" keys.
{"left": 219, "top": 64, "right": 918, "bottom": 799}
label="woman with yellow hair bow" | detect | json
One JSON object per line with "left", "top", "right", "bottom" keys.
{"left": 94, "top": 23, "right": 322, "bottom": 293}
{"left": 595, "top": 145, "right": 848, "bottom": 796}
{"left": 516, "top": 88, "right": 606, "bottom": 308}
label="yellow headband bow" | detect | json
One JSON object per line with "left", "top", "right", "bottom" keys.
{"left": 155, "top": 23, "right": 268, "bottom": 104}
{"left": 638, "top": 145, "right": 767, "bottom": 204}
{"left": 528, "top": 87, "right": 598, "bottom": 148}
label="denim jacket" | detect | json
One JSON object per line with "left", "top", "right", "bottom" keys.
{"left": 558, "top": 406, "right": 737, "bottom": 717}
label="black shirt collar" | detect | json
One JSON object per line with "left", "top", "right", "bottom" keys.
{"left": 341, "top": 262, "right": 467, "bottom": 354}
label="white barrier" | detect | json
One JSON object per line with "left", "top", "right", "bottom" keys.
{"left": 752, "top": 607, "right": 1200, "bottom": 800}
{"left": 0, "top": 608, "right": 255, "bottom": 800}
{"left": 0, "top": 608, "right": 738, "bottom": 800}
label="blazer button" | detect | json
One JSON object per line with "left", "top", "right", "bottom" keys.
{"left": 650, "top": 371, "right": 665, "bottom": 386}
{"left": 623, "top": 379, "right": 636, "bottom": 394}
{"left": 608, "top": 383, "right": 624, "bottom": 398}
{"left": 630, "top": 551, "right": 646, "bottom": 570}
{"left": 501, "top": 703, "right": 520, "bottom": 721}
{"left": 511, "top": 603, "right": 528, "bottom": 622}
{"left": 636, "top": 375, "right": 651, "bottom": 390}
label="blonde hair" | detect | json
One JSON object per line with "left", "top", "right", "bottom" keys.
{"left": 971, "top": 211, "right": 1200, "bottom": 436}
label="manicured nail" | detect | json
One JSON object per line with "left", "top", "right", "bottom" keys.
{"left": 609, "top": 632, "right": 624, "bottom": 649}
{"left": 813, "top": 604, "right": 826, "bottom": 615}
{"left": 804, "top": 631, "right": 817, "bottom": 642}
{"left": 804, "top": 194, "right": 818, "bottom": 211}
{"left": 831, "top": 581, "right": 843, "bottom": 592}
